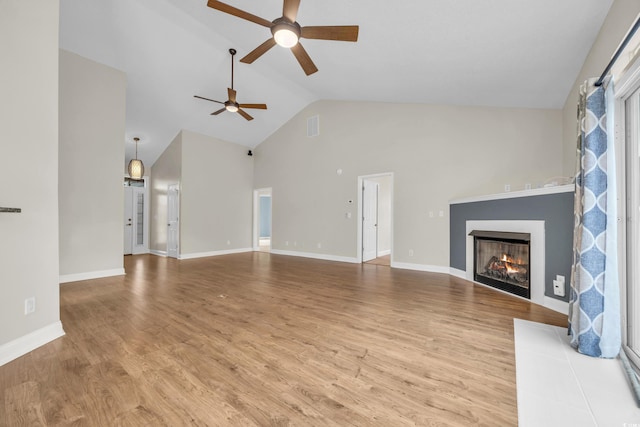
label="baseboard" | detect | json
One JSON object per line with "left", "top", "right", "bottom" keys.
{"left": 543, "top": 296, "right": 570, "bottom": 315}
{"left": 179, "top": 247, "right": 253, "bottom": 260}
{"left": 270, "top": 249, "right": 359, "bottom": 264}
{"left": 0, "top": 321, "right": 65, "bottom": 367}
{"left": 449, "top": 267, "right": 467, "bottom": 280}
{"left": 377, "top": 249, "right": 391, "bottom": 257}
{"left": 59, "top": 268, "right": 125, "bottom": 284}
{"left": 150, "top": 250, "right": 167, "bottom": 257}
{"left": 390, "top": 261, "right": 450, "bottom": 274}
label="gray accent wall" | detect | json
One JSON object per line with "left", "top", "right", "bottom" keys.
{"left": 449, "top": 191, "right": 574, "bottom": 301}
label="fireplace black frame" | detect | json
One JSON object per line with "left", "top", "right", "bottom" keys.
{"left": 470, "top": 230, "right": 531, "bottom": 299}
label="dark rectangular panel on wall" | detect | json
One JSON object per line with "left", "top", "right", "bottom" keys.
{"left": 449, "top": 191, "right": 574, "bottom": 302}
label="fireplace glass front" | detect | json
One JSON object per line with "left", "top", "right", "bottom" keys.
{"left": 470, "top": 230, "right": 531, "bottom": 299}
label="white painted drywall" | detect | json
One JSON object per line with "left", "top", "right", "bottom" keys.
{"left": 0, "top": 0, "right": 61, "bottom": 345}
{"left": 180, "top": 130, "right": 253, "bottom": 255}
{"left": 59, "top": 50, "right": 126, "bottom": 278}
{"left": 561, "top": 0, "right": 640, "bottom": 175}
{"left": 253, "top": 101, "right": 562, "bottom": 268}
{"left": 150, "top": 132, "right": 182, "bottom": 253}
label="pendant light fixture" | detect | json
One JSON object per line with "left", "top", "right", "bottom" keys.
{"left": 128, "top": 137, "right": 144, "bottom": 180}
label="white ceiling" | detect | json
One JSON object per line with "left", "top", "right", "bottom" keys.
{"left": 59, "top": 0, "right": 614, "bottom": 167}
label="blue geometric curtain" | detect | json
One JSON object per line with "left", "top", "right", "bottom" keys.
{"left": 568, "top": 78, "right": 621, "bottom": 358}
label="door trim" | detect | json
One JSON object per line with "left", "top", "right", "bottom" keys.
{"left": 253, "top": 188, "right": 272, "bottom": 251}
{"left": 356, "top": 173, "right": 394, "bottom": 263}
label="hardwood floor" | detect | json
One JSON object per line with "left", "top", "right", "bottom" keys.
{"left": 1, "top": 253, "right": 567, "bottom": 426}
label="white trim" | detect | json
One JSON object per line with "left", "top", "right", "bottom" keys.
{"left": 449, "top": 184, "right": 574, "bottom": 205}
{"left": 356, "top": 172, "right": 394, "bottom": 263}
{"left": 179, "top": 247, "right": 253, "bottom": 260}
{"left": 150, "top": 250, "right": 167, "bottom": 257}
{"left": 59, "top": 268, "right": 125, "bottom": 284}
{"left": 449, "top": 267, "right": 467, "bottom": 279}
{"left": 377, "top": 249, "right": 391, "bottom": 257}
{"left": 270, "top": 249, "right": 359, "bottom": 264}
{"left": 391, "top": 262, "right": 450, "bottom": 274}
{"left": 543, "top": 296, "right": 569, "bottom": 315}
{"left": 0, "top": 321, "right": 65, "bottom": 366}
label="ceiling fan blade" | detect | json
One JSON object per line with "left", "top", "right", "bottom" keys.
{"left": 290, "top": 42, "right": 318, "bottom": 75}
{"left": 228, "top": 88, "right": 237, "bottom": 103}
{"left": 239, "top": 103, "right": 267, "bottom": 110}
{"left": 301, "top": 25, "right": 359, "bottom": 42}
{"left": 282, "top": 0, "right": 301, "bottom": 22}
{"left": 240, "top": 38, "right": 277, "bottom": 64}
{"left": 194, "top": 95, "right": 224, "bottom": 104}
{"left": 206, "top": 0, "right": 272, "bottom": 28}
{"left": 237, "top": 109, "right": 254, "bottom": 121}
{"left": 211, "top": 108, "right": 226, "bottom": 115}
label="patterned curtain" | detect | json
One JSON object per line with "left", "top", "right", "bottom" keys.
{"left": 568, "top": 78, "right": 620, "bottom": 358}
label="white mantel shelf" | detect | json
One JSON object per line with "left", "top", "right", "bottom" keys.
{"left": 450, "top": 184, "right": 574, "bottom": 205}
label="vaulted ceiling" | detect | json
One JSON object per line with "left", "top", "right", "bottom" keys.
{"left": 59, "top": 0, "right": 613, "bottom": 167}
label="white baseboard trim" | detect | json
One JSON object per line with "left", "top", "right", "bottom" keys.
{"left": 150, "top": 250, "right": 167, "bottom": 257}
{"left": 179, "top": 247, "right": 253, "bottom": 260}
{"left": 391, "top": 262, "right": 450, "bottom": 274}
{"left": 543, "top": 296, "right": 570, "bottom": 315}
{"left": 0, "top": 321, "right": 65, "bottom": 367}
{"left": 449, "top": 267, "right": 467, "bottom": 279}
{"left": 377, "top": 249, "right": 391, "bottom": 257}
{"left": 59, "top": 268, "right": 125, "bottom": 284}
{"left": 270, "top": 249, "right": 359, "bottom": 264}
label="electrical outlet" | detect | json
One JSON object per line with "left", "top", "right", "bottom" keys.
{"left": 24, "top": 297, "right": 35, "bottom": 315}
{"left": 439, "top": 210, "right": 444, "bottom": 217}
{"left": 409, "top": 249, "right": 414, "bottom": 257}
{"left": 317, "top": 243, "right": 322, "bottom": 249}
{"left": 525, "top": 183, "right": 532, "bottom": 190}
{"left": 429, "top": 211, "right": 434, "bottom": 218}
{"left": 226, "top": 240, "right": 231, "bottom": 245}
{"left": 504, "top": 184, "right": 511, "bottom": 192}
{"left": 285, "top": 241, "right": 289, "bottom": 246}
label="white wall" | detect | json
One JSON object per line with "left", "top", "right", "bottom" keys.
{"left": 0, "top": 0, "right": 63, "bottom": 356}
{"left": 562, "top": 0, "right": 640, "bottom": 175}
{"left": 254, "top": 100, "right": 563, "bottom": 268}
{"left": 59, "top": 50, "right": 126, "bottom": 280}
{"left": 150, "top": 132, "right": 182, "bottom": 253}
{"left": 180, "top": 130, "right": 253, "bottom": 255}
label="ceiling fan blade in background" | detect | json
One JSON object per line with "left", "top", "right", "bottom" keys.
{"left": 228, "top": 88, "right": 237, "bottom": 103}
{"left": 240, "top": 38, "right": 277, "bottom": 64}
{"left": 301, "top": 26, "right": 359, "bottom": 42}
{"left": 282, "top": 0, "right": 301, "bottom": 22}
{"left": 239, "top": 103, "right": 267, "bottom": 110}
{"left": 290, "top": 43, "right": 318, "bottom": 75}
{"left": 237, "top": 109, "right": 254, "bottom": 121}
{"left": 211, "top": 108, "right": 226, "bottom": 115}
{"left": 194, "top": 95, "right": 224, "bottom": 104}
{"left": 206, "top": 0, "right": 272, "bottom": 27}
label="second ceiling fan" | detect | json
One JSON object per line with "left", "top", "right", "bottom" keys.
{"left": 194, "top": 48, "right": 267, "bottom": 121}
{"left": 206, "top": 0, "right": 359, "bottom": 76}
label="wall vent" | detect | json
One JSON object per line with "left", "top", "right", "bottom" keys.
{"left": 307, "top": 115, "right": 319, "bottom": 137}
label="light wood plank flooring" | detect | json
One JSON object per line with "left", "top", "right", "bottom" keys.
{"left": 1, "top": 253, "right": 566, "bottom": 426}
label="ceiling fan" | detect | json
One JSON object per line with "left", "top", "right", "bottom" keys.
{"left": 194, "top": 48, "right": 267, "bottom": 121}
{"left": 206, "top": 0, "right": 359, "bottom": 76}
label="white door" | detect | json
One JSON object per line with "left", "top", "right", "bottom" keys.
{"left": 124, "top": 185, "right": 148, "bottom": 255}
{"left": 167, "top": 184, "right": 180, "bottom": 259}
{"left": 124, "top": 186, "right": 133, "bottom": 255}
{"left": 362, "top": 180, "right": 378, "bottom": 262}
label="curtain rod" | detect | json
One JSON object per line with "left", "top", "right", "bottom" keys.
{"left": 595, "top": 15, "right": 640, "bottom": 86}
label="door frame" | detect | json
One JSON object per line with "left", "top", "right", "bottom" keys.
{"left": 356, "top": 173, "right": 394, "bottom": 263}
{"left": 123, "top": 176, "right": 150, "bottom": 255}
{"left": 167, "top": 183, "right": 180, "bottom": 259}
{"left": 253, "top": 187, "right": 272, "bottom": 251}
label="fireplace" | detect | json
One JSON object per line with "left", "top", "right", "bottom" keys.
{"left": 469, "top": 230, "right": 531, "bottom": 299}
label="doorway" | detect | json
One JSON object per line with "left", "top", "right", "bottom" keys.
{"left": 253, "top": 188, "right": 272, "bottom": 252}
{"left": 357, "top": 173, "right": 393, "bottom": 265}
{"left": 123, "top": 178, "right": 149, "bottom": 255}
{"left": 167, "top": 184, "right": 180, "bottom": 259}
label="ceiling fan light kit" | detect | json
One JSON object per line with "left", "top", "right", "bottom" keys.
{"left": 206, "top": 0, "right": 359, "bottom": 76}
